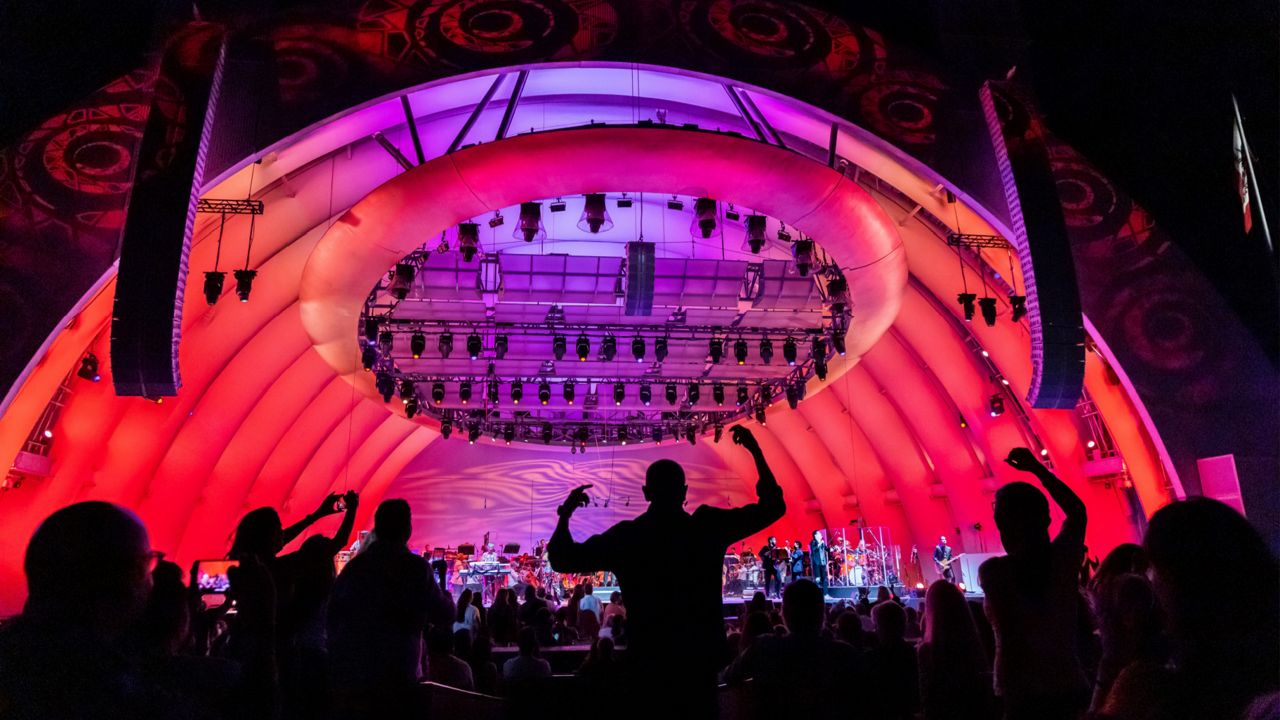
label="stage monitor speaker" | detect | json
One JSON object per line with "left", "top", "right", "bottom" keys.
{"left": 625, "top": 241, "right": 655, "bottom": 316}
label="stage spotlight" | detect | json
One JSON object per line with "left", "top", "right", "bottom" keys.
{"left": 619, "top": 426, "right": 629, "bottom": 446}
{"left": 783, "top": 337, "right": 797, "bottom": 366}
{"left": 576, "top": 334, "right": 590, "bottom": 362}
{"left": 754, "top": 404, "right": 767, "bottom": 425}
{"left": 515, "top": 202, "right": 546, "bottom": 243}
{"left": 458, "top": 222, "right": 480, "bottom": 262}
{"left": 685, "top": 425, "right": 697, "bottom": 445}
{"left": 785, "top": 382, "right": 799, "bottom": 410}
{"left": 631, "top": 336, "right": 646, "bottom": 362}
{"left": 687, "top": 383, "right": 700, "bottom": 405}
{"left": 503, "top": 425, "right": 515, "bottom": 445}
{"left": 759, "top": 338, "right": 774, "bottom": 365}
{"left": 203, "top": 271, "right": 225, "bottom": 305}
{"left": 563, "top": 382, "right": 576, "bottom": 405}
{"left": 733, "top": 338, "right": 748, "bottom": 365}
{"left": 577, "top": 427, "right": 590, "bottom": 447}
{"left": 549, "top": 199, "right": 567, "bottom": 212}
{"left": 487, "top": 380, "right": 500, "bottom": 404}
{"left": 361, "top": 346, "right": 377, "bottom": 372}
{"left": 691, "top": 197, "right": 717, "bottom": 239}
{"left": 616, "top": 195, "right": 633, "bottom": 208}
{"left": 459, "top": 380, "right": 472, "bottom": 405}
{"left": 553, "top": 335, "right": 567, "bottom": 361}
{"left": 405, "top": 396, "right": 419, "bottom": 419}
{"left": 811, "top": 336, "right": 827, "bottom": 362}
{"left": 542, "top": 422, "right": 554, "bottom": 445}
{"left": 363, "top": 317, "right": 380, "bottom": 344}
{"left": 388, "top": 263, "right": 416, "bottom": 300}
{"left": 814, "top": 356, "right": 828, "bottom": 381}
{"left": 234, "top": 269, "right": 257, "bottom": 302}
{"left": 639, "top": 384, "right": 652, "bottom": 406}
{"left": 713, "top": 382, "right": 725, "bottom": 406}
{"left": 736, "top": 384, "right": 750, "bottom": 406}
{"left": 376, "top": 373, "right": 395, "bottom": 403}
{"left": 613, "top": 382, "right": 625, "bottom": 405}
{"left": 709, "top": 338, "right": 724, "bottom": 364}
{"left": 467, "top": 333, "right": 482, "bottom": 360}
{"left": 438, "top": 332, "right": 453, "bottom": 359}
{"left": 1040, "top": 448, "right": 1050, "bottom": 457}
{"left": 792, "top": 239, "right": 813, "bottom": 277}
{"left": 988, "top": 394, "right": 1005, "bottom": 417}
{"left": 979, "top": 297, "right": 998, "bottom": 327}
{"left": 831, "top": 332, "right": 847, "bottom": 357}
{"left": 652, "top": 426, "right": 663, "bottom": 444}
{"left": 958, "top": 293, "right": 977, "bottom": 322}
{"left": 376, "top": 330, "right": 394, "bottom": 357}
{"left": 511, "top": 380, "right": 523, "bottom": 404}
{"left": 410, "top": 332, "right": 426, "bottom": 359}
{"left": 77, "top": 353, "right": 100, "bottom": 382}
{"left": 538, "top": 381, "right": 551, "bottom": 405}
{"left": 665, "top": 383, "right": 678, "bottom": 406}
{"left": 667, "top": 197, "right": 684, "bottom": 211}
{"left": 577, "top": 193, "right": 614, "bottom": 233}
{"left": 602, "top": 335, "right": 617, "bottom": 362}
{"left": 399, "top": 379, "right": 416, "bottom": 403}
{"left": 654, "top": 336, "right": 669, "bottom": 362}
{"left": 1009, "top": 294, "right": 1027, "bottom": 322}
{"left": 714, "top": 425, "right": 724, "bottom": 443}
{"left": 468, "top": 423, "right": 481, "bottom": 445}
{"left": 440, "top": 418, "right": 453, "bottom": 439}
{"left": 494, "top": 335, "right": 508, "bottom": 360}
{"left": 1086, "top": 440, "right": 1097, "bottom": 449}
{"left": 744, "top": 215, "right": 767, "bottom": 254}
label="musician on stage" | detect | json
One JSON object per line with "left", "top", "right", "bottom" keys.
{"left": 810, "top": 530, "right": 829, "bottom": 594}
{"left": 933, "top": 535, "right": 955, "bottom": 583}
{"left": 481, "top": 543, "right": 499, "bottom": 563}
{"left": 789, "top": 540, "right": 806, "bottom": 580}
{"left": 760, "top": 536, "right": 782, "bottom": 598}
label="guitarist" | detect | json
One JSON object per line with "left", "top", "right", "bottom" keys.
{"left": 933, "top": 535, "right": 957, "bottom": 583}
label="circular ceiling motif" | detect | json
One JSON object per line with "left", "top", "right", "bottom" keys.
{"left": 406, "top": 0, "right": 619, "bottom": 67}
{"left": 846, "top": 69, "right": 945, "bottom": 147}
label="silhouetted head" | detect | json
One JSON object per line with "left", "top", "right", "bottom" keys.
{"left": 584, "top": 582, "right": 594, "bottom": 594}
{"left": 782, "top": 580, "right": 825, "bottom": 635}
{"left": 229, "top": 507, "right": 283, "bottom": 560}
{"left": 141, "top": 559, "right": 191, "bottom": 655}
{"left": 872, "top": 599, "right": 906, "bottom": 644}
{"left": 517, "top": 626, "right": 540, "bottom": 656}
{"left": 876, "top": 586, "right": 891, "bottom": 604}
{"left": 923, "top": 579, "right": 970, "bottom": 643}
{"left": 643, "top": 459, "right": 687, "bottom": 509}
{"left": 24, "top": 501, "right": 153, "bottom": 637}
{"left": 426, "top": 624, "right": 454, "bottom": 656}
{"left": 524, "top": 584, "right": 538, "bottom": 602}
{"left": 1091, "top": 542, "right": 1148, "bottom": 593}
{"left": 993, "top": 481, "right": 1050, "bottom": 555}
{"left": 768, "top": 536, "right": 776, "bottom": 546}
{"left": 373, "top": 498, "right": 413, "bottom": 546}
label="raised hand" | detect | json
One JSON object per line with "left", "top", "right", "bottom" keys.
{"left": 558, "top": 484, "right": 594, "bottom": 518}
{"left": 342, "top": 490, "right": 360, "bottom": 511}
{"left": 730, "top": 425, "right": 761, "bottom": 453}
{"left": 1004, "top": 447, "right": 1044, "bottom": 473}
{"left": 314, "top": 492, "right": 343, "bottom": 517}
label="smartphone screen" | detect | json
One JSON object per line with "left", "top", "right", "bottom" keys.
{"left": 194, "top": 559, "right": 239, "bottom": 594}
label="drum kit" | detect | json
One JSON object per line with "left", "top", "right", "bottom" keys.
{"left": 721, "top": 529, "right": 900, "bottom": 596}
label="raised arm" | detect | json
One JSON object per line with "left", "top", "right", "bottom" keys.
{"left": 703, "top": 427, "right": 786, "bottom": 542}
{"left": 547, "top": 484, "right": 616, "bottom": 574}
{"left": 282, "top": 493, "right": 343, "bottom": 546}
{"left": 329, "top": 491, "right": 360, "bottom": 549}
{"left": 1006, "top": 447, "right": 1086, "bottom": 542}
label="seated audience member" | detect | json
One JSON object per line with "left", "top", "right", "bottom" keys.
{"left": 488, "top": 588, "right": 519, "bottom": 645}
{"left": 453, "top": 588, "right": 480, "bottom": 636}
{"left": 746, "top": 591, "right": 772, "bottom": 617}
{"left": 518, "top": 584, "right": 548, "bottom": 626}
{"left": 578, "top": 601, "right": 601, "bottom": 639}
{"left": 600, "top": 613, "right": 627, "bottom": 645}
{"left": 741, "top": 610, "right": 773, "bottom": 650}
{"left": 903, "top": 606, "right": 921, "bottom": 641}
{"left": 835, "top": 610, "right": 866, "bottom": 651}
{"left": 551, "top": 607, "right": 580, "bottom": 645}
{"left": 1087, "top": 543, "right": 1148, "bottom": 597}
{"left": 602, "top": 590, "right": 626, "bottom": 621}
{"left": 503, "top": 627, "right": 552, "bottom": 681}
{"left": 918, "top": 580, "right": 992, "bottom": 720}
{"left": 532, "top": 606, "right": 556, "bottom": 647}
{"left": 452, "top": 628, "right": 473, "bottom": 665}
{"left": 865, "top": 600, "right": 920, "bottom": 720}
{"left": 577, "top": 636, "right": 618, "bottom": 684}
{"left": 425, "top": 625, "right": 474, "bottom": 691}
{"left": 469, "top": 635, "right": 500, "bottom": 695}
{"left": 980, "top": 448, "right": 1090, "bottom": 720}
{"left": 721, "top": 580, "right": 861, "bottom": 716}
{"left": 327, "top": 499, "right": 454, "bottom": 713}
{"left": 1102, "top": 498, "right": 1278, "bottom": 720}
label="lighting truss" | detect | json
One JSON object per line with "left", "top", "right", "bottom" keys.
{"left": 945, "top": 233, "right": 1010, "bottom": 250}
{"left": 196, "top": 198, "right": 265, "bottom": 215}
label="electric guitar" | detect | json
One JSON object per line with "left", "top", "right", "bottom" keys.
{"left": 934, "top": 552, "right": 965, "bottom": 572}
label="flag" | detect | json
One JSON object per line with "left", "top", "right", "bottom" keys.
{"left": 1233, "top": 108, "right": 1254, "bottom": 234}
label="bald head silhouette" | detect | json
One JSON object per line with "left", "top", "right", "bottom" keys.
{"left": 643, "top": 459, "right": 687, "bottom": 509}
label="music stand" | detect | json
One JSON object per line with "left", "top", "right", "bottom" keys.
{"left": 458, "top": 544, "right": 475, "bottom": 558}
{"left": 502, "top": 543, "right": 521, "bottom": 555}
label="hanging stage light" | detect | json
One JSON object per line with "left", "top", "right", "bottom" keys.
{"left": 652, "top": 426, "right": 663, "bottom": 444}
{"left": 376, "top": 373, "right": 395, "bottom": 403}
{"left": 577, "top": 427, "right": 590, "bottom": 447}
{"left": 576, "top": 333, "right": 590, "bottom": 362}
{"left": 399, "top": 379, "right": 415, "bottom": 403}
{"left": 515, "top": 202, "right": 547, "bottom": 243}
{"left": 619, "top": 426, "right": 629, "bottom": 446}
{"left": 733, "top": 338, "right": 748, "bottom": 365}
{"left": 989, "top": 394, "right": 1005, "bottom": 417}
{"left": 665, "top": 383, "right": 678, "bottom": 405}
{"left": 553, "top": 335, "right": 567, "bottom": 361}
{"left": 613, "top": 382, "right": 626, "bottom": 405}
{"left": 494, "top": 335, "right": 508, "bottom": 360}
{"left": 438, "top": 332, "right": 454, "bottom": 358}
{"left": 440, "top": 417, "right": 453, "bottom": 439}
{"left": 831, "top": 331, "right": 847, "bottom": 357}
{"left": 814, "top": 356, "right": 829, "bottom": 381}
{"left": 1009, "top": 294, "right": 1027, "bottom": 322}
{"left": 759, "top": 338, "right": 774, "bottom": 365}
{"left": 958, "top": 293, "right": 977, "bottom": 322}
{"left": 785, "top": 382, "right": 800, "bottom": 409}
{"left": 783, "top": 337, "right": 797, "bottom": 366}
{"left": 538, "top": 381, "right": 551, "bottom": 405}
{"left": 687, "top": 382, "right": 700, "bottom": 405}
{"left": 712, "top": 382, "right": 725, "bottom": 406}
{"left": 410, "top": 332, "right": 426, "bottom": 359}
{"left": 639, "top": 384, "right": 652, "bottom": 406}
{"left": 487, "top": 379, "right": 500, "bottom": 404}
{"left": 542, "top": 421, "right": 554, "bottom": 445}
{"left": 714, "top": 425, "right": 724, "bottom": 443}
{"left": 378, "top": 331, "right": 394, "bottom": 356}
{"left": 467, "top": 333, "right": 483, "bottom": 360}
{"left": 458, "top": 222, "right": 480, "bottom": 262}
{"left": 631, "top": 336, "right": 646, "bottom": 362}
{"left": 388, "top": 263, "right": 416, "bottom": 300}
{"left": 563, "top": 381, "right": 576, "bottom": 405}
{"left": 685, "top": 425, "right": 697, "bottom": 446}
{"left": 510, "top": 379, "right": 523, "bottom": 405}
{"left": 602, "top": 335, "right": 617, "bottom": 361}
{"left": 363, "top": 317, "right": 380, "bottom": 344}
{"left": 203, "top": 271, "right": 225, "bottom": 305}
{"left": 792, "top": 239, "right": 814, "bottom": 277}
{"left": 691, "top": 197, "right": 717, "bottom": 239}
{"left": 979, "top": 297, "right": 998, "bottom": 327}
{"left": 744, "top": 215, "right": 768, "bottom": 254}
{"left": 812, "top": 337, "right": 829, "bottom": 380}
{"left": 503, "top": 425, "right": 515, "bottom": 445}
{"left": 458, "top": 380, "right": 472, "bottom": 405}
{"left": 467, "top": 422, "right": 481, "bottom": 445}
{"left": 577, "top": 193, "right": 614, "bottom": 233}
{"left": 755, "top": 404, "right": 767, "bottom": 425}
{"left": 655, "top": 336, "right": 669, "bottom": 362}
{"left": 361, "top": 346, "right": 377, "bottom": 372}
{"left": 234, "top": 269, "right": 257, "bottom": 302}
{"left": 77, "top": 353, "right": 100, "bottom": 382}
{"left": 405, "top": 395, "right": 419, "bottom": 419}
{"left": 737, "top": 384, "right": 750, "bottom": 405}
{"left": 709, "top": 338, "right": 724, "bottom": 364}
